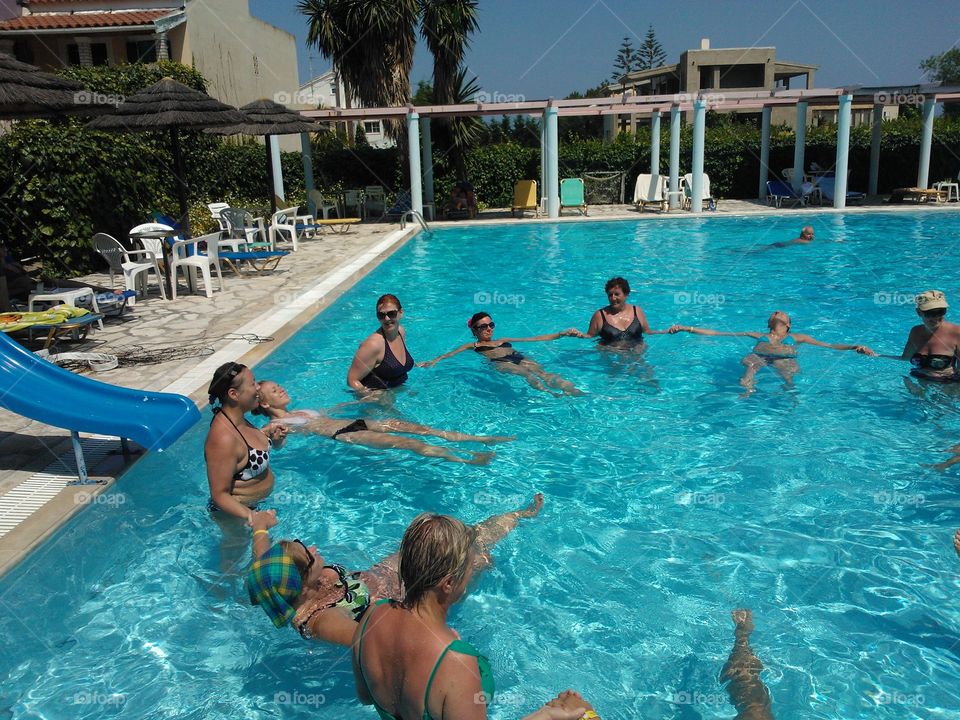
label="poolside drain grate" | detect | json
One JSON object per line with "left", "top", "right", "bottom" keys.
{"left": 0, "top": 436, "right": 117, "bottom": 538}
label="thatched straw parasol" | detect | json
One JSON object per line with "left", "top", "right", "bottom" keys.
{"left": 207, "top": 98, "right": 324, "bottom": 214}
{"left": 0, "top": 53, "right": 116, "bottom": 309}
{"left": 87, "top": 77, "right": 245, "bottom": 298}
{"left": 0, "top": 52, "right": 96, "bottom": 119}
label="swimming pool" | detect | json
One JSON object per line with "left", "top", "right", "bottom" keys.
{"left": 2, "top": 210, "right": 960, "bottom": 719}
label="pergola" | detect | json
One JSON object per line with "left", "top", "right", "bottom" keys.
{"left": 302, "top": 84, "right": 960, "bottom": 218}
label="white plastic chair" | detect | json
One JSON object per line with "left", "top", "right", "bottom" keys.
{"left": 207, "top": 202, "right": 230, "bottom": 231}
{"left": 342, "top": 189, "right": 364, "bottom": 219}
{"left": 92, "top": 232, "right": 166, "bottom": 303}
{"left": 681, "top": 173, "right": 715, "bottom": 210}
{"left": 364, "top": 185, "right": 385, "bottom": 218}
{"left": 632, "top": 174, "right": 666, "bottom": 212}
{"left": 308, "top": 189, "right": 338, "bottom": 220}
{"left": 268, "top": 207, "right": 302, "bottom": 252}
{"left": 169, "top": 232, "right": 225, "bottom": 299}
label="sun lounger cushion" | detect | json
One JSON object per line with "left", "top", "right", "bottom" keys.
{"left": 0, "top": 305, "right": 93, "bottom": 333}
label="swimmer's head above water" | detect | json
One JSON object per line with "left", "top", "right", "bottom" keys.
{"left": 767, "top": 311, "right": 791, "bottom": 333}
{"left": 915, "top": 290, "right": 948, "bottom": 331}
{"left": 398, "top": 513, "right": 477, "bottom": 608}
{"left": 468, "top": 312, "right": 494, "bottom": 340}
{"left": 252, "top": 380, "right": 289, "bottom": 416}
{"left": 207, "top": 362, "right": 258, "bottom": 412}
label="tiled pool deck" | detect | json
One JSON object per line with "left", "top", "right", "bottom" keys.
{"left": 1, "top": 197, "right": 956, "bottom": 574}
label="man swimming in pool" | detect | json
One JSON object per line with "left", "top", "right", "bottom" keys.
{"left": 669, "top": 310, "right": 875, "bottom": 396}
{"left": 255, "top": 380, "right": 511, "bottom": 464}
{"left": 767, "top": 225, "right": 815, "bottom": 249}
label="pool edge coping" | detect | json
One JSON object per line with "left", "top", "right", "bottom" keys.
{"left": 0, "top": 225, "right": 417, "bottom": 580}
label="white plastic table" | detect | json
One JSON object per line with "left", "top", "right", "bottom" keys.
{"left": 28, "top": 286, "right": 103, "bottom": 329}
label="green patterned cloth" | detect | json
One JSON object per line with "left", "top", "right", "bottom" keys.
{"left": 246, "top": 544, "right": 302, "bottom": 628}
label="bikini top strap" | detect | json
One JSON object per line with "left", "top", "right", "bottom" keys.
{"left": 219, "top": 411, "right": 252, "bottom": 449}
{"left": 423, "top": 639, "right": 487, "bottom": 716}
{"left": 356, "top": 599, "right": 395, "bottom": 710}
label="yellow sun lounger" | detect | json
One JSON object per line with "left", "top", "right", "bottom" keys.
{"left": 511, "top": 180, "right": 540, "bottom": 218}
{"left": 297, "top": 218, "right": 362, "bottom": 235}
{"left": 0, "top": 305, "right": 102, "bottom": 348}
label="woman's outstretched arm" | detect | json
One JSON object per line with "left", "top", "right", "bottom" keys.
{"left": 791, "top": 333, "right": 876, "bottom": 355}
{"left": 417, "top": 342, "right": 474, "bottom": 368}
{"left": 669, "top": 325, "right": 763, "bottom": 338}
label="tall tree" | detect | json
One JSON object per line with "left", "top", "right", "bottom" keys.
{"left": 921, "top": 48, "right": 960, "bottom": 116}
{"left": 299, "top": 0, "right": 419, "bottom": 139}
{"left": 635, "top": 24, "right": 666, "bottom": 70}
{"left": 419, "top": 0, "right": 479, "bottom": 106}
{"left": 611, "top": 36, "right": 636, "bottom": 83}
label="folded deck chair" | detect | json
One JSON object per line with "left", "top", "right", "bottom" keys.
{"left": 816, "top": 176, "right": 865, "bottom": 204}
{"left": 682, "top": 173, "right": 716, "bottom": 210}
{"left": 511, "top": 180, "right": 540, "bottom": 218}
{"left": 766, "top": 180, "right": 809, "bottom": 208}
{"left": 219, "top": 249, "right": 289, "bottom": 275}
{"left": 633, "top": 174, "right": 666, "bottom": 212}
{"left": 560, "top": 178, "right": 588, "bottom": 215}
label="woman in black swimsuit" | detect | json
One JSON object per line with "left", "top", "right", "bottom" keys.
{"left": 900, "top": 290, "right": 960, "bottom": 384}
{"left": 348, "top": 294, "right": 415, "bottom": 394}
{"left": 421, "top": 312, "right": 584, "bottom": 396}
{"left": 584, "top": 276, "right": 664, "bottom": 348}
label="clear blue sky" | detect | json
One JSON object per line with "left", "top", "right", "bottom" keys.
{"left": 249, "top": 0, "right": 957, "bottom": 98}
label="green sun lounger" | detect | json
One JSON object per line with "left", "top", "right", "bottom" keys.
{"left": 560, "top": 178, "right": 588, "bottom": 215}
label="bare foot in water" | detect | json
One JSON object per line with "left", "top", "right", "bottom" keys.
{"left": 479, "top": 435, "right": 517, "bottom": 445}
{"left": 954, "top": 529, "right": 960, "bottom": 558}
{"left": 545, "top": 690, "right": 593, "bottom": 715}
{"left": 517, "top": 493, "right": 544, "bottom": 518}
{"left": 467, "top": 451, "right": 496, "bottom": 466}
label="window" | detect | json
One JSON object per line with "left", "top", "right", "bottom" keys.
{"left": 66, "top": 42, "right": 109, "bottom": 66}
{"left": 364, "top": 121, "right": 381, "bottom": 134}
{"left": 12, "top": 39, "right": 34, "bottom": 64}
{"left": 126, "top": 40, "right": 157, "bottom": 63}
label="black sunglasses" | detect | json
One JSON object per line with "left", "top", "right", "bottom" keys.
{"left": 210, "top": 363, "right": 243, "bottom": 398}
{"left": 293, "top": 539, "right": 315, "bottom": 571}
{"left": 922, "top": 309, "right": 947, "bottom": 318}
{"left": 474, "top": 321, "right": 495, "bottom": 331}
{"left": 376, "top": 309, "right": 400, "bottom": 320}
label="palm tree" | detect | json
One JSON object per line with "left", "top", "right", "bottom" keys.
{"left": 299, "top": 0, "right": 419, "bottom": 139}
{"left": 419, "top": 0, "right": 479, "bottom": 106}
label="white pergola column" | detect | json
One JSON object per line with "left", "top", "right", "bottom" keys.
{"left": 269, "top": 135, "right": 284, "bottom": 210}
{"left": 301, "top": 132, "right": 315, "bottom": 216}
{"left": 792, "top": 101, "right": 808, "bottom": 192}
{"left": 407, "top": 111, "right": 423, "bottom": 215}
{"left": 833, "top": 94, "right": 853, "bottom": 209}
{"left": 868, "top": 104, "right": 883, "bottom": 196}
{"left": 917, "top": 97, "right": 936, "bottom": 189}
{"left": 545, "top": 104, "right": 559, "bottom": 218}
{"left": 650, "top": 110, "right": 661, "bottom": 175}
{"left": 669, "top": 105, "right": 681, "bottom": 209}
{"left": 758, "top": 105, "right": 772, "bottom": 200}
{"left": 603, "top": 114, "right": 615, "bottom": 143}
{"left": 540, "top": 116, "right": 546, "bottom": 210}
{"left": 419, "top": 116, "right": 434, "bottom": 208}
{"left": 690, "top": 99, "right": 706, "bottom": 213}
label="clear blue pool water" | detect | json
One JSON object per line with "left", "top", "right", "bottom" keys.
{"left": 3, "top": 210, "right": 960, "bottom": 719}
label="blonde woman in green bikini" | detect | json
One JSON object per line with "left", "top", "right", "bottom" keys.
{"left": 352, "top": 512, "right": 600, "bottom": 720}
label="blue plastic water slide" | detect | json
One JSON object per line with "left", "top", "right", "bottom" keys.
{"left": 0, "top": 331, "right": 200, "bottom": 459}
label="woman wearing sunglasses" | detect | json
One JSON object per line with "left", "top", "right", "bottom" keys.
{"left": 420, "top": 312, "right": 585, "bottom": 396}
{"left": 900, "top": 290, "right": 960, "bottom": 383}
{"left": 254, "top": 380, "right": 510, "bottom": 464}
{"left": 245, "top": 494, "right": 544, "bottom": 647}
{"left": 348, "top": 294, "right": 415, "bottom": 393}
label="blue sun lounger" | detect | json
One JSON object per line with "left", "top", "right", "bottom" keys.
{"left": 766, "top": 180, "right": 809, "bottom": 208}
{"left": 815, "top": 176, "right": 865, "bottom": 204}
{"left": 218, "top": 249, "right": 289, "bottom": 275}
